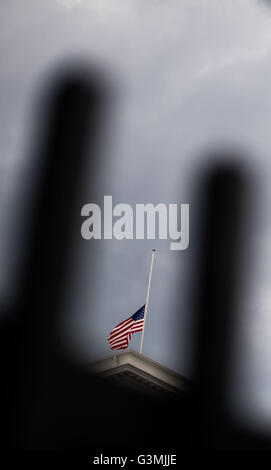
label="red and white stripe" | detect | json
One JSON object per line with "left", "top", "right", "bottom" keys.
{"left": 107, "top": 317, "right": 144, "bottom": 351}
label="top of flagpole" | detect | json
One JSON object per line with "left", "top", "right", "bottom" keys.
{"left": 139, "top": 249, "right": 156, "bottom": 354}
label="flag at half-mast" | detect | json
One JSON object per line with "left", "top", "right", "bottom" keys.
{"left": 107, "top": 305, "right": 145, "bottom": 351}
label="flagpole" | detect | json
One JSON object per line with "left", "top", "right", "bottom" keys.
{"left": 139, "top": 249, "right": 156, "bottom": 355}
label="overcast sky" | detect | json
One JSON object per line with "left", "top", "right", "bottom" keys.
{"left": 0, "top": 0, "right": 271, "bottom": 430}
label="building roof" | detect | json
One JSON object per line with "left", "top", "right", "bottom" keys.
{"left": 88, "top": 349, "right": 189, "bottom": 396}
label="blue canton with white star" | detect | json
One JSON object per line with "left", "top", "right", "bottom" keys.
{"left": 131, "top": 305, "right": 145, "bottom": 321}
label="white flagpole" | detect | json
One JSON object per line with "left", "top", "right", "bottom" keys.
{"left": 139, "top": 249, "right": 156, "bottom": 355}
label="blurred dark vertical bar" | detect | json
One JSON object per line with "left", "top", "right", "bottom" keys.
{"left": 20, "top": 72, "right": 103, "bottom": 352}
{"left": 190, "top": 159, "right": 248, "bottom": 448}
{"left": 0, "top": 69, "right": 105, "bottom": 449}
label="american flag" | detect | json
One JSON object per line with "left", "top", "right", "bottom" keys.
{"left": 107, "top": 305, "right": 145, "bottom": 351}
